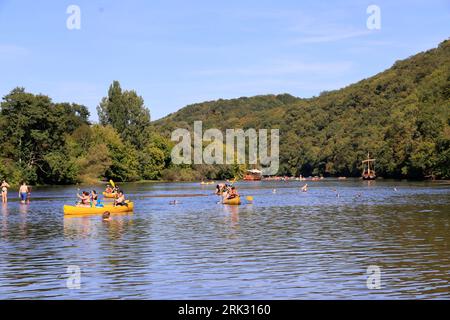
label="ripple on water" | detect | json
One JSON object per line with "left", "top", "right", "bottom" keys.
{"left": 0, "top": 180, "right": 450, "bottom": 299}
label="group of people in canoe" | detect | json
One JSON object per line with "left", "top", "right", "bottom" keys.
{"left": 76, "top": 187, "right": 127, "bottom": 208}
{"left": 76, "top": 190, "right": 99, "bottom": 207}
{"left": 65, "top": 182, "right": 133, "bottom": 215}
{"left": 1, "top": 180, "right": 31, "bottom": 204}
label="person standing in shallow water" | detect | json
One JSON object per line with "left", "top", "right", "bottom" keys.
{"left": 1, "top": 180, "right": 10, "bottom": 203}
{"left": 19, "top": 182, "right": 29, "bottom": 204}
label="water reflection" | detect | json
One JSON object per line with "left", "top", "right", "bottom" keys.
{"left": 63, "top": 216, "right": 93, "bottom": 239}
{"left": 0, "top": 180, "right": 449, "bottom": 299}
{"left": 19, "top": 204, "right": 29, "bottom": 215}
{"left": 63, "top": 213, "right": 134, "bottom": 240}
{"left": 223, "top": 204, "right": 240, "bottom": 226}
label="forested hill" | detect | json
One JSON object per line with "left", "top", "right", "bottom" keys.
{"left": 153, "top": 93, "right": 302, "bottom": 134}
{"left": 154, "top": 39, "right": 450, "bottom": 179}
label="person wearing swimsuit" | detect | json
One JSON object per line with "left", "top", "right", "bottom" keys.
{"left": 76, "top": 191, "right": 90, "bottom": 207}
{"left": 19, "top": 182, "right": 29, "bottom": 204}
{"left": 1, "top": 180, "right": 11, "bottom": 203}
{"left": 90, "top": 190, "right": 98, "bottom": 207}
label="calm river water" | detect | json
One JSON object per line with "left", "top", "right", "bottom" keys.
{"left": 0, "top": 179, "right": 449, "bottom": 299}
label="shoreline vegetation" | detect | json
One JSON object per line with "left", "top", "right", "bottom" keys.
{"left": 1, "top": 40, "right": 449, "bottom": 186}
{"left": 3, "top": 177, "right": 450, "bottom": 189}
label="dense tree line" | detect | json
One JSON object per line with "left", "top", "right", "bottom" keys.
{"left": 1, "top": 40, "right": 449, "bottom": 184}
{"left": 0, "top": 83, "right": 173, "bottom": 185}
{"left": 154, "top": 39, "right": 450, "bottom": 179}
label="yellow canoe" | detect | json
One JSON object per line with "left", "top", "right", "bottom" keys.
{"left": 64, "top": 212, "right": 133, "bottom": 219}
{"left": 222, "top": 196, "right": 241, "bottom": 205}
{"left": 103, "top": 192, "right": 118, "bottom": 198}
{"left": 64, "top": 202, "right": 134, "bottom": 215}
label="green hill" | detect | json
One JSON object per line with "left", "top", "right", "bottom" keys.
{"left": 154, "top": 39, "right": 450, "bottom": 179}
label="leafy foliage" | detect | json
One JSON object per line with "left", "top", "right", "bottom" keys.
{"left": 0, "top": 84, "right": 171, "bottom": 184}
{"left": 154, "top": 39, "right": 450, "bottom": 179}
{"left": 1, "top": 40, "right": 449, "bottom": 184}
{"left": 97, "top": 81, "right": 151, "bottom": 149}
{"left": 0, "top": 87, "right": 90, "bottom": 184}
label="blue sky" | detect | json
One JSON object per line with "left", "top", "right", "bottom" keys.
{"left": 0, "top": 0, "right": 449, "bottom": 121}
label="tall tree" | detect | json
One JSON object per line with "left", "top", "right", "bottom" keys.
{"left": 97, "top": 81, "right": 151, "bottom": 148}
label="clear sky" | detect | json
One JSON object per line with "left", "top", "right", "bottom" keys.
{"left": 0, "top": 0, "right": 449, "bottom": 121}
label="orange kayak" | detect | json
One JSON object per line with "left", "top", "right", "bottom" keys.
{"left": 103, "top": 192, "right": 118, "bottom": 199}
{"left": 222, "top": 196, "right": 241, "bottom": 205}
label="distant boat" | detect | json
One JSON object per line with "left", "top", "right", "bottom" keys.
{"left": 243, "top": 169, "right": 262, "bottom": 181}
{"left": 362, "top": 153, "right": 377, "bottom": 180}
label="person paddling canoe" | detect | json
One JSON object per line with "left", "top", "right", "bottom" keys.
{"left": 114, "top": 191, "right": 127, "bottom": 207}
{"left": 76, "top": 191, "right": 91, "bottom": 207}
{"left": 227, "top": 186, "right": 239, "bottom": 200}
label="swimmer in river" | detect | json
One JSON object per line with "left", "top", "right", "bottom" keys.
{"left": 102, "top": 211, "right": 111, "bottom": 221}
{"left": 1, "top": 180, "right": 11, "bottom": 203}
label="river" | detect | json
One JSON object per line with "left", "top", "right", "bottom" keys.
{"left": 0, "top": 179, "right": 449, "bottom": 299}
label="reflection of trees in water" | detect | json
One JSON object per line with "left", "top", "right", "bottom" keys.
{"left": 61, "top": 213, "right": 154, "bottom": 296}
{"left": 98, "top": 214, "right": 154, "bottom": 294}
{"left": 317, "top": 203, "right": 450, "bottom": 297}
